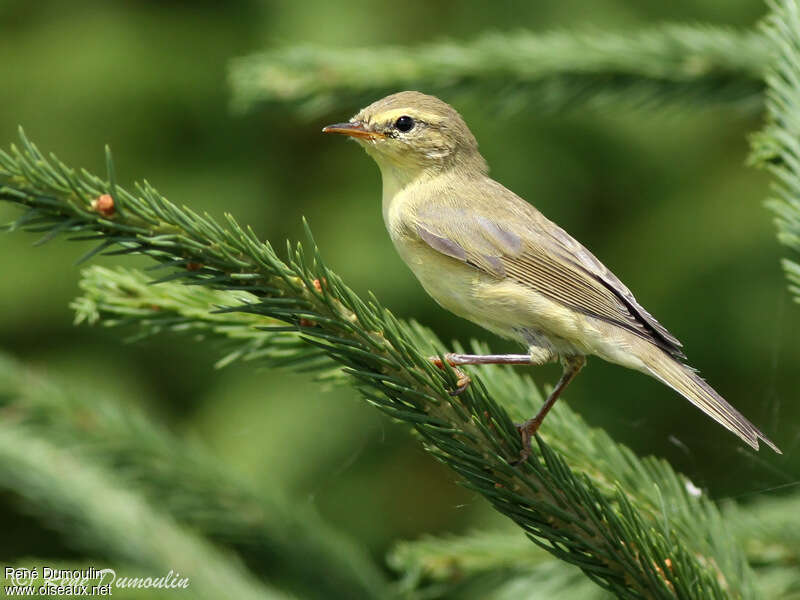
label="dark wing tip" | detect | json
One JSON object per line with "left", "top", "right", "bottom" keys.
{"left": 757, "top": 433, "right": 782, "bottom": 454}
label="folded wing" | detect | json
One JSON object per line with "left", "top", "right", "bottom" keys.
{"left": 413, "top": 187, "right": 684, "bottom": 360}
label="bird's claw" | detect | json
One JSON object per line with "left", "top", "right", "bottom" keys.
{"left": 449, "top": 370, "right": 471, "bottom": 395}
{"left": 429, "top": 354, "right": 472, "bottom": 395}
{"left": 511, "top": 418, "right": 538, "bottom": 466}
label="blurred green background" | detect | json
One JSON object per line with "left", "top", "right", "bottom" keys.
{"left": 0, "top": 0, "right": 797, "bottom": 579}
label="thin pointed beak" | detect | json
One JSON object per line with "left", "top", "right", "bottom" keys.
{"left": 322, "top": 122, "right": 385, "bottom": 140}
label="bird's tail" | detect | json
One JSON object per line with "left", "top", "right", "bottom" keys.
{"left": 641, "top": 354, "right": 781, "bottom": 453}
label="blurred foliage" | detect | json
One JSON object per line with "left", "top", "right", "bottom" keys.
{"left": 230, "top": 26, "right": 768, "bottom": 118}
{"left": 1, "top": 0, "right": 799, "bottom": 599}
{"left": 0, "top": 351, "right": 385, "bottom": 599}
{"left": 750, "top": 0, "right": 800, "bottom": 310}
{"left": 0, "top": 405, "right": 290, "bottom": 600}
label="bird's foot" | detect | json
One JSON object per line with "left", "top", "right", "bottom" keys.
{"left": 511, "top": 417, "right": 541, "bottom": 466}
{"left": 428, "top": 354, "right": 472, "bottom": 395}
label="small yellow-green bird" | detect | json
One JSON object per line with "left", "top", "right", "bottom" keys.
{"left": 323, "top": 90, "right": 780, "bottom": 460}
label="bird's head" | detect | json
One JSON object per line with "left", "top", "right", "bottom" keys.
{"left": 323, "top": 91, "right": 487, "bottom": 179}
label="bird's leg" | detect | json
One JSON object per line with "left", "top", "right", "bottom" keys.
{"left": 428, "top": 353, "right": 534, "bottom": 395}
{"left": 514, "top": 355, "right": 586, "bottom": 465}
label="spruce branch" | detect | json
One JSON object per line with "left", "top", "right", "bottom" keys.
{"left": 72, "top": 265, "right": 334, "bottom": 373}
{"left": 750, "top": 0, "right": 800, "bottom": 305}
{"left": 229, "top": 25, "right": 768, "bottom": 117}
{"left": 75, "top": 266, "right": 761, "bottom": 600}
{"left": 0, "top": 423, "right": 293, "bottom": 600}
{"left": 0, "top": 353, "right": 389, "bottom": 600}
{"left": 389, "top": 498, "right": 800, "bottom": 600}
{"left": 1, "top": 134, "right": 759, "bottom": 598}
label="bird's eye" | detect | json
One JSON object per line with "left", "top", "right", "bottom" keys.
{"left": 394, "top": 115, "right": 415, "bottom": 133}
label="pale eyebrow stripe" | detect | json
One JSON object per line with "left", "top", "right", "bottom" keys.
{"left": 378, "top": 108, "right": 442, "bottom": 124}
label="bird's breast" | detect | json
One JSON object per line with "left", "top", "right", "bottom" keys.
{"left": 383, "top": 189, "right": 487, "bottom": 322}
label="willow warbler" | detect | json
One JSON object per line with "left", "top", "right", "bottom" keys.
{"left": 323, "top": 90, "right": 780, "bottom": 459}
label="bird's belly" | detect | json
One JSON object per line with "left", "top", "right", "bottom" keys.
{"left": 393, "top": 238, "right": 586, "bottom": 355}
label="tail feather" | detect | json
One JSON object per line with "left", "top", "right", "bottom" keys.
{"left": 643, "top": 356, "right": 781, "bottom": 454}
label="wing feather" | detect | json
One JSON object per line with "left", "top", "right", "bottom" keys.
{"left": 413, "top": 185, "right": 684, "bottom": 359}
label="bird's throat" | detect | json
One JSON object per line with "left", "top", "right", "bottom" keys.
{"left": 377, "top": 161, "right": 425, "bottom": 225}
